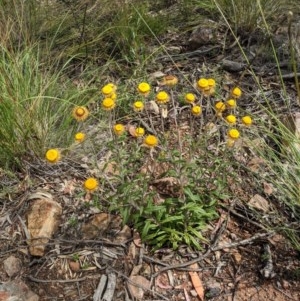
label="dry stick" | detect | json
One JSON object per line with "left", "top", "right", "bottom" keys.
{"left": 151, "top": 231, "right": 275, "bottom": 277}
{"left": 28, "top": 275, "right": 87, "bottom": 283}
{"left": 170, "top": 89, "right": 183, "bottom": 156}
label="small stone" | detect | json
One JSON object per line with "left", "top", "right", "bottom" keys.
{"left": 82, "top": 213, "right": 110, "bottom": 239}
{"left": 205, "top": 280, "right": 221, "bottom": 299}
{"left": 190, "top": 289, "right": 198, "bottom": 297}
{"left": 3, "top": 256, "right": 22, "bottom": 277}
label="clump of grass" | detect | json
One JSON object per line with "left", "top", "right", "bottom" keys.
{"left": 195, "top": 0, "right": 299, "bottom": 35}
{"left": 0, "top": 45, "right": 96, "bottom": 170}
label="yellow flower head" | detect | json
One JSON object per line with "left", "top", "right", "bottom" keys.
{"left": 45, "top": 149, "right": 60, "bottom": 163}
{"left": 228, "top": 129, "right": 240, "bottom": 140}
{"left": 101, "top": 85, "right": 112, "bottom": 97}
{"left": 225, "top": 115, "right": 236, "bottom": 124}
{"left": 197, "top": 78, "right": 209, "bottom": 91}
{"left": 138, "top": 82, "right": 151, "bottom": 96}
{"left": 185, "top": 93, "right": 196, "bottom": 103}
{"left": 110, "top": 92, "right": 117, "bottom": 101}
{"left": 72, "top": 106, "right": 89, "bottom": 121}
{"left": 191, "top": 105, "right": 202, "bottom": 116}
{"left": 207, "top": 78, "right": 216, "bottom": 88}
{"left": 242, "top": 116, "right": 252, "bottom": 126}
{"left": 215, "top": 101, "right": 226, "bottom": 112}
{"left": 156, "top": 91, "right": 170, "bottom": 104}
{"left": 84, "top": 177, "right": 99, "bottom": 192}
{"left": 226, "top": 99, "right": 236, "bottom": 109}
{"left": 231, "top": 87, "right": 242, "bottom": 99}
{"left": 113, "top": 124, "right": 125, "bottom": 136}
{"left": 144, "top": 135, "right": 158, "bottom": 148}
{"left": 102, "top": 98, "right": 116, "bottom": 111}
{"left": 135, "top": 127, "right": 145, "bottom": 137}
{"left": 75, "top": 132, "right": 85, "bottom": 143}
{"left": 162, "top": 75, "right": 178, "bottom": 87}
{"left": 133, "top": 101, "right": 144, "bottom": 112}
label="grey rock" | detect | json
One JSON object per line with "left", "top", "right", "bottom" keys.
{"left": 3, "top": 256, "right": 22, "bottom": 277}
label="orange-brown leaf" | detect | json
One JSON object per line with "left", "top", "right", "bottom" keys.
{"left": 189, "top": 263, "right": 204, "bottom": 301}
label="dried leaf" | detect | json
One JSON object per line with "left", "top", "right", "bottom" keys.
{"left": 155, "top": 273, "right": 172, "bottom": 289}
{"left": 161, "top": 107, "right": 168, "bottom": 118}
{"left": 263, "top": 182, "right": 274, "bottom": 195}
{"left": 149, "top": 71, "right": 165, "bottom": 79}
{"left": 133, "top": 230, "right": 142, "bottom": 247}
{"left": 128, "top": 125, "right": 137, "bottom": 137}
{"left": 147, "top": 100, "right": 159, "bottom": 114}
{"left": 248, "top": 194, "right": 270, "bottom": 212}
{"left": 128, "top": 275, "right": 150, "bottom": 300}
{"left": 247, "top": 157, "right": 265, "bottom": 172}
{"left": 189, "top": 263, "right": 204, "bottom": 301}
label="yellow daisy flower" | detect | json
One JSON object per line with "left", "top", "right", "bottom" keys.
{"left": 110, "top": 92, "right": 117, "bottom": 101}
{"left": 185, "top": 93, "right": 196, "bottom": 103}
{"left": 138, "top": 82, "right": 151, "bottom": 96}
{"left": 45, "top": 149, "right": 60, "bottom": 163}
{"left": 84, "top": 177, "right": 99, "bottom": 192}
{"left": 133, "top": 101, "right": 144, "bottom": 112}
{"left": 242, "top": 116, "right": 252, "bottom": 126}
{"left": 191, "top": 105, "right": 202, "bottom": 116}
{"left": 102, "top": 98, "right": 116, "bottom": 111}
{"left": 226, "top": 99, "right": 236, "bottom": 109}
{"left": 144, "top": 135, "right": 158, "bottom": 148}
{"left": 113, "top": 124, "right": 125, "bottom": 136}
{"left": 228, "top": 129, "right": 240, "bottom": 140}
{"left": 197, "top": 78, "right": 209, "bottom": 91}
{"left": 75, "top": 132, "right": 85, "bottom": 143}
{"left": 135, "top": 127, "right": 145, "bottom": 137}
{"left": 156, "top": 91, "right": 170, "bottom": 104}
{"left": 215, "top": 101, "right": 226, "bottom": 112}
{"left": 231, "top": 87, "right": 242, "bottom": 99}
{"left": 101, "top": 85, "right": 113, "bottom": 97}
{"left": 225, "top": 115, "right": 236, "bottom": 124}
{"left": 72, "top": 106, "right": 89, "bottom": 121}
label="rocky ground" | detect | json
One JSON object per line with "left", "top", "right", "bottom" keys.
{"left": 1, "top": 12, "right": 300, "bottom": 301}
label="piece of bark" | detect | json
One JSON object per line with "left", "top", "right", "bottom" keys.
{"left": 93, "top": 275, "right": 107, "bottom": 301}
{"left": 101, "top": 272, "right": 116, "bottom": 301}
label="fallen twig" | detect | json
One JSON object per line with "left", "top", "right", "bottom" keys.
{"left": 151, "top": 231, "right": 275, "bottom": 277}
{"left": 28, "top": 275, "right": 87, "bottom": 283}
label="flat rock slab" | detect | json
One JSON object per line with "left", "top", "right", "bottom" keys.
{"left": 0, "top": 280, "right": 39, "bottom": 301}
{"left": 27, "top": 192, "right": 62, "bottom": 256}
